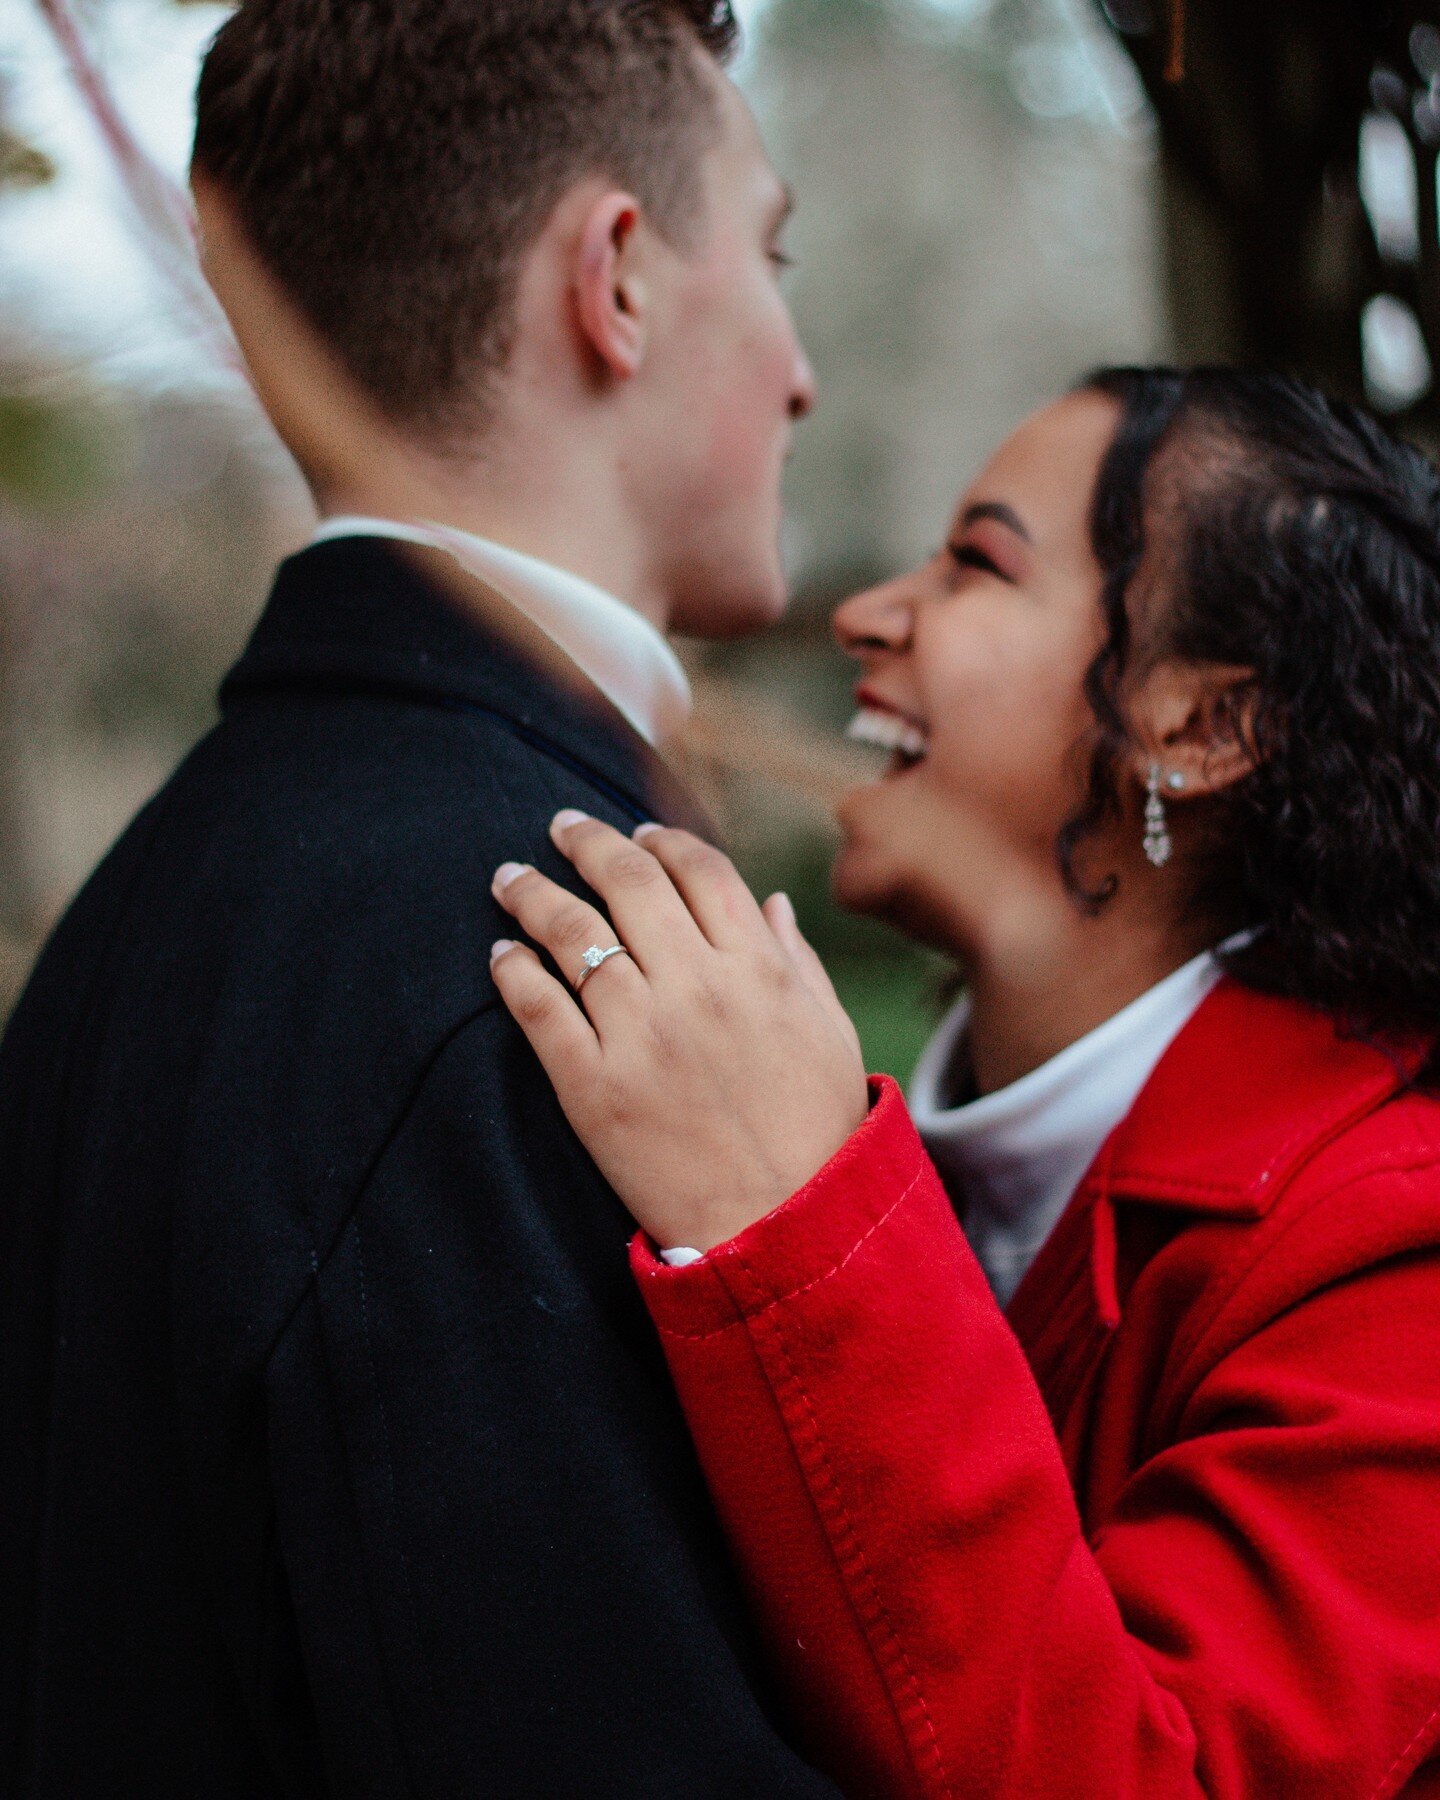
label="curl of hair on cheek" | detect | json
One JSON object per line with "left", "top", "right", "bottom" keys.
{"left": 1055, "top": 368, "right": 1184, "bottom": 915}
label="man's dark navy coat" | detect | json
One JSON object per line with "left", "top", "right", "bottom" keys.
{"left": 0, "top": 540, "right": 838, "bottom": 1798}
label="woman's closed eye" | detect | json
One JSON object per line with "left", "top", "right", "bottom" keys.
{"left": 948, "top": 542, "right": 1007, "bottom": 578}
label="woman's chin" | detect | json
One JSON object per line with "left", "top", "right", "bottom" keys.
{"left": 832, "top": 823, "right": 975, "bottom": 960}
{"left": 833, "top": 778, "right": 931, "bottom": 915}
{"left": 830, "top": 835, "right": 901, "bottom": 923}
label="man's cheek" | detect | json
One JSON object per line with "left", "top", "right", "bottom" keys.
{"left": 700, "top": 395, "right": 781, "bottom": 499}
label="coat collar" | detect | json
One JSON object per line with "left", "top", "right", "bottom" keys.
{"left": 308, "top": 517, "right": 693, "bottom": 748}
{"left": 1006, "top": 978, "right": 1427, "bottom": 1443}
{"left": 1099, "top": 977, "right": 1425, "bottom": 1220}
{"left": 220, "top": 537, "right": 708, "bottom": 833}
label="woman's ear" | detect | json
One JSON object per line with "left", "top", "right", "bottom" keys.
{"left": 1126, "top": 657, "right": 1260, "bottom": 799}
{"left": 573, "top": 191, "right": 650, "bottom": 381}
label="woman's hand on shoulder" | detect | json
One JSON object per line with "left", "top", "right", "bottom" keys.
{"left": 489, "top": 811, "right": 869, "bottom": 1255}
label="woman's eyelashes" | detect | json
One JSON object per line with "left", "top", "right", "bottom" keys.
{"left": 948, "top": 541, "right": 1007, "bottom": 578}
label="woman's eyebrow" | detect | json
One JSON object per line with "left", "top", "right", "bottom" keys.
{"left": 959, "top": 501, "right": 1032, "bottom": 543}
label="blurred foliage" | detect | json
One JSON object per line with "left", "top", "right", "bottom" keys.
{"left": 0, "top": 393, "right": 107, "bottom": 505}
{"left": 0, "top": 124, "right": 56, "bottom": 190}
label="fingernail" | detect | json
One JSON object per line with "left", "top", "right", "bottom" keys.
{"left": 490, "top": 939, "right": 518, "bottom": 965}
{"left": 551, "top": 809, "right": 590, "bottom": 837}
{"left": 633, "top": 821, "right": 663, "bottom": 843}
{"left": 493, "top": 862, "right": 530, "bottom": 894}
{"left": 772, "top": 892, "right": 797, "bottom": 928}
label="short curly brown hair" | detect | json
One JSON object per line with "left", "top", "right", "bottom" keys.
{"left": 193, "top": 1, "right": 740, "bottom": 437}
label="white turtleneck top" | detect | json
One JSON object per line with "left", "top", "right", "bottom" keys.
{"left": 907, "top": 949, "right": 1228, "bottom": 1308}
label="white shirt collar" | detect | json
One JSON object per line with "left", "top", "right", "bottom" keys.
{"left": 908, "top": 948, "right": 1228, "bottom": 1308}
{"left": 309, "top": 515, "right": 692, "bottom": 748}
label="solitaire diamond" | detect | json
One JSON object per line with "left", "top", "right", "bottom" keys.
{"left": 576, "top": 942, "right": 631, "bottom": 991}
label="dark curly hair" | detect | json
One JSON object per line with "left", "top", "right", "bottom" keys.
{"left": 1058, "top": 366, "right": 1440, "bottom": 1048}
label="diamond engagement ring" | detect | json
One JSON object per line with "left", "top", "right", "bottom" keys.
{"left": 576, "top": 944, "right": 631, "bottom": 991}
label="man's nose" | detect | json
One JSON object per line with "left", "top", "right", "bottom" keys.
{"left": 790, "top": 344, "right": 817, "bottom": 421}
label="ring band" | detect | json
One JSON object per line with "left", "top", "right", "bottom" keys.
{"left": 576, "top": 944, "right": 631, "bottom": 991}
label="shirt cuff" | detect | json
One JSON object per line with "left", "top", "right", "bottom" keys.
{"left": 660, "top": 1246, "right": 706, "bottom": 1268}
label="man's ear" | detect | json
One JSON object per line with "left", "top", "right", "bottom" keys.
{"left": 1125, "top": 657, "right": 1260, "bottom": 799}
{"left": 573, "top": 192, "right": 651, "bottom": 381}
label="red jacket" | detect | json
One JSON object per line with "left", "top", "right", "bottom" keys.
{"left": 632, "top": 981, "right": 1440, "bottom": 1798}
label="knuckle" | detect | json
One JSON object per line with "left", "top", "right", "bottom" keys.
{"left": 597, "top": 1072, "right": 643, "bottom": 1134}
{"left": 692, "top": 976, "right": 732, "bottom": 1024}
{"left": 642, "top": 1011, "right": 682, "bottom": 1068}
{"left": 610, "top": 848, "right": 662, "bottom": 891}
{"left": 762, "top": 951, "right": 798, "bottom": 992}
{"left": 513, "top": 986, "right": 558, "bottom": 1032}
{"left": 550, "top": 905, "right": 601, "bottom": 953}
{"left": 675, "top": 836, "right": 726, "bottom": 877}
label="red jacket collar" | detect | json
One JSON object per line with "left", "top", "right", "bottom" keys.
{"left": 1097, "top": 977, "right": 1426, "bottom": 1220}
{"left": 1008, "top": 979, "right": 1428, "bottom": 1436}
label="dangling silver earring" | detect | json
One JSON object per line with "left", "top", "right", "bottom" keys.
{"left": 1144, "top": 763, "right": 1183, "bottom": 868}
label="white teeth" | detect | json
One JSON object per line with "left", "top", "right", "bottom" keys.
{"left": 846, "top": 707, "right": 928, "bottom": 760}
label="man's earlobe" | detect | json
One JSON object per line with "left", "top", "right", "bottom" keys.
{"left": 575, "top": 192, "right": 649, "bottom": 381}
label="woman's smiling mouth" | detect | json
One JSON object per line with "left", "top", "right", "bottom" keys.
{"left": 846, "top": 701, "right": 929, "bottom": 773}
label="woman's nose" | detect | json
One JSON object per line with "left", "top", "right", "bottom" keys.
{"left": 833, "top": 578, "right": 914, "bottom": 658}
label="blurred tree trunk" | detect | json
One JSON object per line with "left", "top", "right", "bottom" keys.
{"left": 1100, "top": 0, "right": 1439, "bottom": 434}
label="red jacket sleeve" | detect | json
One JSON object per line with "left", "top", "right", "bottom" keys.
{"left": 630, "top": 1078, "right": 1440, "bottom": 1800}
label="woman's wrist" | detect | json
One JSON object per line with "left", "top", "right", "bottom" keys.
{"left": 631, "top": 1079, "right": 945, "bottom": 1348}
{"left": 653, "top": 1081, "right": 878, "bottom": 1257}
{"left": 640, "top": 1077, "right": 901, "bottom": 1268}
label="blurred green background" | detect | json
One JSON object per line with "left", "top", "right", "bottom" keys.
{"left": 2, "top": 0, "right": 1437, "bottom": 1080}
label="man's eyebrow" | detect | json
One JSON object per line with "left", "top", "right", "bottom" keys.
{"left": 770, "top": 183, "right": 796, "bottom": 230}
{"left": 960, "top": 501, "right": 1032, "bottom": 543}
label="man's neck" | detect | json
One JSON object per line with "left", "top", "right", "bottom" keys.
{"left": 319, "top": 444, "right": 672, "bottom": 633}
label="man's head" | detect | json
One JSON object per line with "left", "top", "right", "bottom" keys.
{"left": 193, "top": 0, "right": 814, "bottom": 634}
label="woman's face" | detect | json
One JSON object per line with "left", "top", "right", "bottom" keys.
{"left": 833, "top": 390, "right": 1123, "bottom": 949}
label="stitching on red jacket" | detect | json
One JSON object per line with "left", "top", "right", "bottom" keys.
{"left": 1163, "top": 1151, "right": 1440, "bottom": 1410}
{"left": 651, "top": 1168, "right": 928, "bottom": 1342}
{"left": 1114, "top": 1116, "right": 1414, "bottom": 1206}
{"left": 1366, "top": 1694, "right": 1440, "bottom": 1800}
{"left": 1116, "top": 1079, "right": 1407, "bottom": 1215}
{"left": 731, "top": 1246, "right": 959, "bottom": 1800}
{"left": 735, "top": 1169, "right": 927, "bottom": 1310}
{"left": 652, "top": 1308, "right": 752, "bottom": 1343}
{"left": 1114, "top": 1171, "right": 1259, "bottom": 1200}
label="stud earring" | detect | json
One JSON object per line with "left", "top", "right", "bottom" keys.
{"left": 1144, "top": 764, "right": 1184, "bottom": 867}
